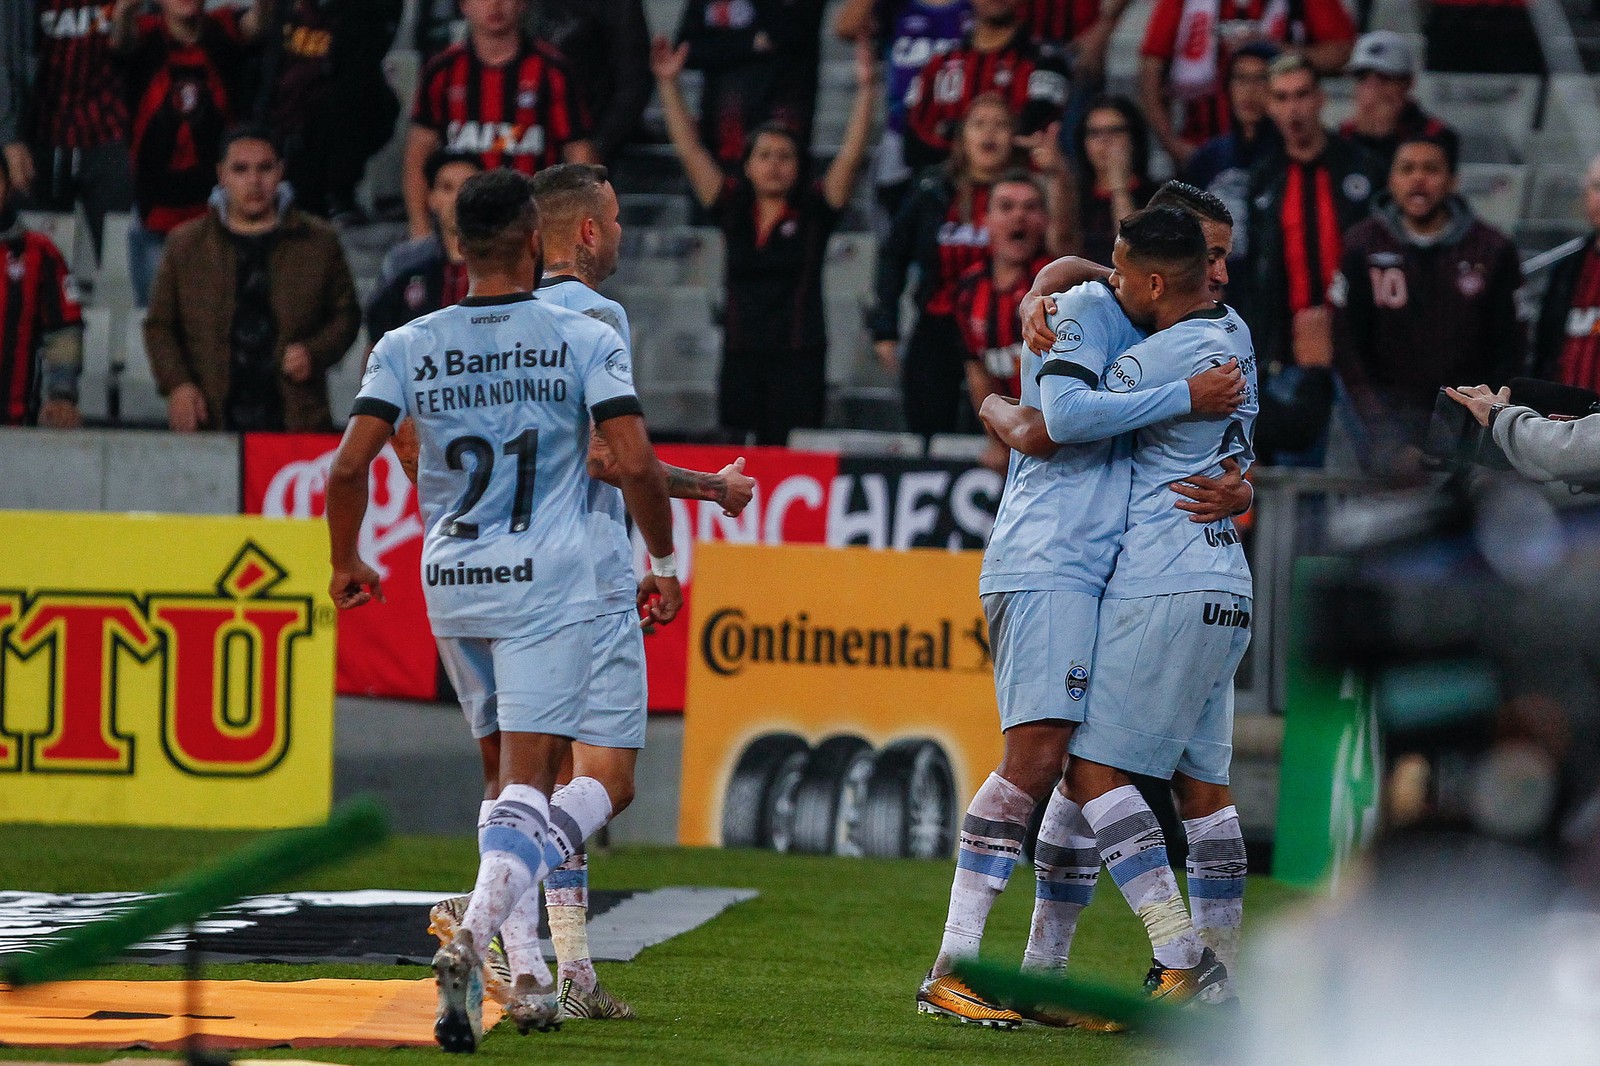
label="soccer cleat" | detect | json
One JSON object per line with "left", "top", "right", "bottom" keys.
{"left": 429, "top": 895, "right": 513, "bottom": 1005}
{"left": 432, "top": 932, "right": 485, "bottom": 1053}
{"left": 505, "top": 974, "right": 562, "bottom": 1035}
{"left": 916, "top": 971, "right": 1023, "bottom": 1029}
{"left": 1144, "top": 947, "right": 1229, "bottom": 1006}
{"left": 1018, "top": 1003, "right": 1128, "bottom": 1033}
{"left": 558, "top": 977, "right": 637, "bottom": 1021}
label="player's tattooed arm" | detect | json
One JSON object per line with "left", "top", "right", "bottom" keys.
{"left": 980, "top": 395, "right": 1056, "bottom": 459}
{"left": 1019, "top": 257, "right": 1113, "bottom": 354}
{"left": 1170, "top": 457, "right": 1253, "bottom": 523}
{"left": 589, "top": 435, "right": 755, "bottom": 517}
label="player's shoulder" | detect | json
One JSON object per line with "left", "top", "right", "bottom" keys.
{"left": 541, "top": 279, "right": 631, "bottom": 341}
{"left": 1049, "top": 278, "right": 1126, "bottom": 329}
{"left": 531, "top": 296, "right": 627, "bottom": 354}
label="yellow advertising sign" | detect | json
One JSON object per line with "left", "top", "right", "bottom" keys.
{"left": 0, "top": 511, "right": 336, "bottom": 828}
{"left": 680, "top": 542, "right": 1001, "bottom": 857}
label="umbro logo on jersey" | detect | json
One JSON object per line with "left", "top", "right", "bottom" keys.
{"left": 470, "top": 312, "right": 509, "bottom": 324}
{"left": 414, "top": 356, "right": 440, "bottom": 382}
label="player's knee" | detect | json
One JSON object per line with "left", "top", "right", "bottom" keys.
{"left": 997, "top": 749, "right": 1065, "bottom": 802}
{"left": 603, "top": 776, "right": 635, "bottom": 816}
{"left": 1174, "top": 775, "right": 1231, "bottom": 819}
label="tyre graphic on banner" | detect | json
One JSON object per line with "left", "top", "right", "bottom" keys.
{"left": 722, "top": 733, "right": 957, "bottom": 859}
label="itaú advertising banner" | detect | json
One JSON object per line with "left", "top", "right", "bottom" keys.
{"left": 678, "top": 542, "right": 1000, "bottom": 857}
{"left": 242, "top": 432, "right": 436, "bottom": 701}
{"left": 0, "top": 511, "right": 336, "bottom": 828}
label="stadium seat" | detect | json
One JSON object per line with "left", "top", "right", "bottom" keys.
{"left": 612, "top": 283, "right": 720, "bottom": 391}
{"left": 115, "top": 314, "right": 168, "bottom": 427}
{"left": 78, "top": 307, "right": 113, "bottom": 422}
{"left": 96, "top": 213, "right": 137, "bottom": 312}
{"left": 1458, "top": 163, "right": 1529, "bottom": 235}
{"left": 927, "top": 434, "right": 990, "bottom": 461}
{"left": 789, "top": 428, "right": 924, "bottom": 457}
{"left": 824, "top": 233, "right": 876, "bottom": 388}
{"left": 1415, "top": 74, "right": 1541, "bottom": 163}
{"left": 19, "top": 211, "right": 82, "bottom": 277}
{"left": 636, "top": 384, "right": 719, "bottom": 434}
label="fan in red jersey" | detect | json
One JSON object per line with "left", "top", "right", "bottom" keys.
{"left": 402, "top": 0, "right": 596, "bottom": 240}
{"left": 0, "top": 153, "right": 84, "bottom": 429}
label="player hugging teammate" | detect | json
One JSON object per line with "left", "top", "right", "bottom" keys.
{"left": 918, "top": 184, "right": 1260, "bottom": 1028}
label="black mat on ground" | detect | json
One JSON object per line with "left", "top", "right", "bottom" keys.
{"left": 0, "top": 888, "right": 757, "bottom": 966}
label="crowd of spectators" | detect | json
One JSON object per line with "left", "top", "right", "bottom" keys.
{"left": 0, "top": 0, "right": 1584, "bottom": 479}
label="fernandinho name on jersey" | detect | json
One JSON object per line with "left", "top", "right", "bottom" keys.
{"left": 411, "top": 341, "right": 582, "bottom": 414}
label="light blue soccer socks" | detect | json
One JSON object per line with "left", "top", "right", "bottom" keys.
{"left": 1023, "top": 787, "right": 1100, "bottom": 973}
{"left": 933, "top": 772, "right": 1036, "bottom": 976}
{"left": 1084, "top": 784, "right": 1204, "bottom": 969}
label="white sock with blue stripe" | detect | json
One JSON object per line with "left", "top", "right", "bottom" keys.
{"left": 547, "top": 777, "right": 612, "bottom": 862}
{"left": 463, "top": 783, "right": 553, "bottom": 957}
{"left": 1084, "top": 784, "right": 1203, "bottom": 969}
{"left": 933, "top": 772, "right": 1035, "bottom": 977}
{"left": 1022, "top": 787, "right": 1099, "bottom": 973}
{"left": 1184, "top": 805, "right": 1245, "bottom": 975}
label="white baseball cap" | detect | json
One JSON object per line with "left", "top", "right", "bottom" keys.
{"left": 1347, "top": 31, "right": 1417, "bottom": 78}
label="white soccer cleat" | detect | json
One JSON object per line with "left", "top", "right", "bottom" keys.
{"left": 429, "top": 895, "right": 513, "bottom": 1005}
{"left": 432, "top": 932, "right": 485, "bottom": 1053}
{"left": 506, "top": 973, "right": 563, "bottom": 1034}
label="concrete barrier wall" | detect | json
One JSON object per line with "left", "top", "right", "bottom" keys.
{"left": 0, "top": 428, "right": 240, "bottom": 514}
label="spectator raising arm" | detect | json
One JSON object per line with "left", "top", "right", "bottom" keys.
{"left": 832, "top": 0, "right": 875, "bottom": 40}
{"left": 651, "top": 36, "right": 724, "bottom": 209}
{"left": 822, "top": 41, "right": 879, "bottom": 211}
{"left": 1139, "top": 55, "right": 1191, "bottom": 170}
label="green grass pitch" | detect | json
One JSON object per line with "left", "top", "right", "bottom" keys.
{"left": 0, "top": 827, "right": 1309, "bottom": 1066}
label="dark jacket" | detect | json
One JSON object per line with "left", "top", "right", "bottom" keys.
{"left": 1530, "top": 234, "right": 1596, "bottom": 382}
{"left": 1243, "top": 134, "right": 1384, "bottom": 461}
{"left": 1332, "top": 193, "right": 1524, "bottom": 458}
{"left": 144, "top": 189, "right": 359, "bottom": 431}
{"left": 1338, "top": 101, "right": 1453, "bottom": 171}
{"left": 527, "top": 0, "right": 649, "bottom": 160}
{"left": 872, "top": 167, "right": 966, "bottom": 341}
{"left": 0, "top": 0, "right": 32, "bottom": 144}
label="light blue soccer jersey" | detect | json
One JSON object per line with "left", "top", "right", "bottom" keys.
{"left": 537, "top": 276, "right": 636, "bottom": 615}
{"left": 354, "top": 292, "right": 639, "bottom": 637}
{"left": 1102, "top": 303, "right": 1258, "bottom": 600}
{"left": 979, "top": 281, "right": 1149, "bottom": 597}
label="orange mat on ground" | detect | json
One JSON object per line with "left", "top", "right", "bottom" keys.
{"left": 0, "top": 979, "right": 503, "bottom": 1049}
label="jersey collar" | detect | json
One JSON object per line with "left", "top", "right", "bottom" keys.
{"left": 1177, "top": 303, "right": 1230, "bottom": 323}
{"left": 540, "top": 274, "right": 585, "bottom": 288}
{"left": 459, "top": 292, "right": 537, "bottom": 307}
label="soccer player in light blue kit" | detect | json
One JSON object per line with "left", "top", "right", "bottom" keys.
{"left": 420, "top": 163, "right": 753, "bottom": 1024}
{"left": 1061, "top": 206, "right": 1259, "bottom": 1003}
{"left": 916, "top": 190, "right": 1249, "bottom": 1026}
{"left": 326, "top": 169, "right": 682, "bottom": 1051}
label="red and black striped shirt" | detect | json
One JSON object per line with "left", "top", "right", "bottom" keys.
{"left": 33, "top": 0, "right": 128, "bottom": 148}
{"left": 1279, "top": 160, "right": 1345, "bottom": 314}
{"left": 411, "top": 37, "right": 590, "bottom": 175}
{"left": 926, "top": 182, "right": 992, "bottom": 318}
{"left": 1019, "top": 0, "right": 1101, "bottom": 46}
{"left": 1557, "top": 244, "right": 1600, "bottom": 391}
{"left": 124, "top": 10, "right": 249, "bottom": 233}
{"left": 1, "top": 231, "right": 83, "bottom": 426}
{"left": 955, "top": 254, "right": 1051, "bottom": 396}
{"left": 903, "top": 32, "right": 1069, "bottom": 168}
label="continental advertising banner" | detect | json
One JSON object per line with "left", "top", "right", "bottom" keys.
{"left": 0, "top": 512, "right": 336, "bottom": 828}
{"left": 679, "top": 542, "right": 1000, "bottom": 857}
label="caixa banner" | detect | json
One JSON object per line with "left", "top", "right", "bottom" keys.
{"left": 0, "top": 512, "right": 336, "bottom": 829}
{"left": 679, "top": 542, "right": 1001, "bottom": 858}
